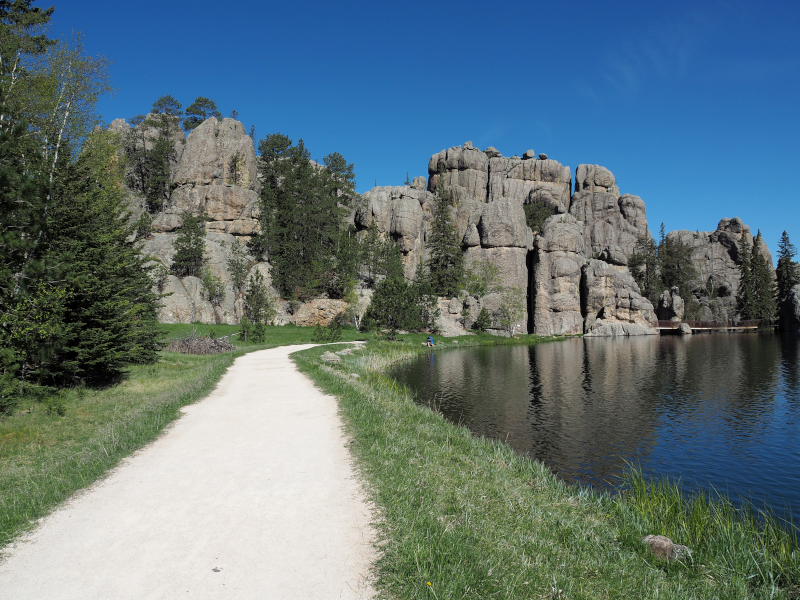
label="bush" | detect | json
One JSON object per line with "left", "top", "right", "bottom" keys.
{"left": 474, "top": 307, "right": 492, "bottom": 332}
{"left": 239, "top": 315, "right": 252, "bottom": 342}
{"left": 200, "top": 268, "right": 226, "bottom": 306}
{"left": 464, "top": 260, "right": 500, "bottom": 297}
{"left": 312, "top": 320, "right": 342, "bottom": 343}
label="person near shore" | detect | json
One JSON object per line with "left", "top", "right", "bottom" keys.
{"left": 426, "top": 336, "right": 434, "bottom": 347}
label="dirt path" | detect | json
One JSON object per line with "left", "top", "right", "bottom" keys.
{"left": 0, "top": 344, "right": 376, "bottom": 599}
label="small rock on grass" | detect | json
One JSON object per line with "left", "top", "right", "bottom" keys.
{"left": 320, "top": 351, "right": 340, "bottom": 364}
{"left": 640, "top": 535, "right": 692, "bottom": 562}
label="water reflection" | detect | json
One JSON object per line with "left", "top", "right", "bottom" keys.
{"left": 390, "top": 333, "right": 800, "bottom": 520}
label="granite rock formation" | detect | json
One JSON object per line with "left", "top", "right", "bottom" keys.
{"left": 657, "top": 287, "right": 685, "bottom": 322}
{"left": 530, "top": 214, "right": 587, "bottom": 336}
{"left": 354, "top": 184, "right": 436, "bottom": 278}
{"left": 569, "top": 165, "right": 648, "bottom": 265}
{"left": 667, "top": 217, "right": 775, "bottom": 322}
{"left": 581, "top": 259, "right": 657, "bottom": 336}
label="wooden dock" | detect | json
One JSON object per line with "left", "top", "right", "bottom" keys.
{"left": 656, "top": 320, "right": 763, "bottom": 333}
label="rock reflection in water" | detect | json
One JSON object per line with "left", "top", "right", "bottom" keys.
{"left": 391, "top": 334, "right": 800, "bottom": 520}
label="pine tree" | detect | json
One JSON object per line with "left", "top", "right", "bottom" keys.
{"left": 183, "top": 96, "right": 221, "bottom": 131}
{"left": 426, "top": 187, "right": 464, "bottom": 297}
{"left": 658, "top": 234, "right": 697, "bottom": 304}
{"left": 776, "top": 231, "right": 800, "bottom": 304}
{"left": 628, "top": 235, "right": 660, "bottom": 303}
{"left": 171, "top": 213, "right": 207, "bottom": 277}
{"left": 257, "top": 134, "right": 352, "bottom": 300}
{"left": 42, "top": 131, "right": 162, "bottom": 383}
{"left": 750, "top": 232, "right": 776, "bottom": 321}
{"left": 738, "top": 235, "right": 755, "bottom": 319}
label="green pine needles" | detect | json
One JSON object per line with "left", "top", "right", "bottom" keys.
{"left": 738, "top": 232, "right": 777, "bottom": 321}
{"left": 426, "top": 185, "right": 465, "bottom": 297}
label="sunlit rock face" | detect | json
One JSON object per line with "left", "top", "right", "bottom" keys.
{"left": 667, "top": 217, "right": 775, "bottom": 323}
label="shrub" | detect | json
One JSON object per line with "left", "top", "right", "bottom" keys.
{"left": 200, "top": 268, "right": 226, "bottom": 306}
{"left": 474, "top": 307, "right": 492, "bottom": 332}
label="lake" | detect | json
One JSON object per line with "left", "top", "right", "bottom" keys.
{"left": 390, "top": 333, "right": 800, "bottom": 521}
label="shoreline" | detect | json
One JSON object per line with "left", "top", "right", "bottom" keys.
{"left": 295, "top": 337, "right": 800, "bottom": 599}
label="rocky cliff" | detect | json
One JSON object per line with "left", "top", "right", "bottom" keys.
{"left": 115, "top": 121, "right": 773, "bottom": 335}
{"left": 115, "top": 116, "right": 279, "bottom": 325}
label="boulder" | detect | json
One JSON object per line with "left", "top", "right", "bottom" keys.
{"left": 427, "top": 144, "right": 490, "bottom": 202}
{"left": 779, "top": 284, "right": 800, "bottom": 332}
{"left": 657, "top": 287, "right": 685, "bottom": 322}
{"left": 293, "top": 299, "right": 347, "bottom": 327}
{"left": 531, "top": 214, "right": 586, "bottom": 336}
{"left": 581, "top": 259, "right": 658, "bottom": 336}
{"left": 569, "top": 165, "right": 648, "bottom": 264}
{"left": 488, "top": 156, "right": 571, "bottom": 214}
{"left": 411, "top": 176, "right": 427, "bottom": 190}
{"left": 484, "top": 146, "right": 502, "bottom": 158}
{"left": 320, "top": 351, "right": 340, "bottom": 364}
{"left": 679, "top": 323, "right": 693, "bottom": 335}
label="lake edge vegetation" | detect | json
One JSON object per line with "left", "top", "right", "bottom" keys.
{"left": 294, "top": 339, "right": 800, "bottom": 600}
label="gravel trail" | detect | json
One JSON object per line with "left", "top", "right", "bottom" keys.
{"left": 0, "top": 344, "right": 375, "bottom": 599}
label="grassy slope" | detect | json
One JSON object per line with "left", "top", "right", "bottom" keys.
{"left": 295, "top": 340, "right": 799, "bottom": 600}
{"left": 0, "top": 323, "right": 370, "bottom": 549}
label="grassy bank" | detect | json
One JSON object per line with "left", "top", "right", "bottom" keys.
{"left": 294, "top": 340, "right": 800, "bottom": 600}
{"left": 0, "top": 323, "right": 371, "bottom": 549}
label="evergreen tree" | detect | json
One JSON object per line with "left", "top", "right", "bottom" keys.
{"left": 628, "top": 235, "right": 661, "bottom": 303}
{"left": 123, "top": 110, "right": 179, "bottom": 213}
{"left": 322, "top": 151, "right": 355, "bottom": 198}
{"left": 171, "top": 212, "right": 206, "bottom": 277}
{"left": 41, "top": 131, "right": 162, "bottom": 382}
{"left": 738, "top": 234, "right": 755, "bottom": 318}
{"left": 776, "top": 231, "right": 800, "bottom": 304}
{"left": 523, "top": 202, "right": 554, "bottom": 235}
{"left": 257, "top": 134, "right": 354, "bottom": 300}
{"left": 244, "top": 269, "right": 277, "bottom": 328}
{"left": 364, "top": 275, "right": 420, "bottom": 340}
{"left": 426, "top": 187, "right": 464, "bottom": 297}
{"left": 151, "top": 94, "right": 183, "bottom": 117}
{"left": 183, "top": 96, "right": 221, "bottom": 131}
{"left": 749, "top": 232, "right": 776, "bottom": 321}
{"left": 658, "top": 233, "right": 697, "bottom": 304}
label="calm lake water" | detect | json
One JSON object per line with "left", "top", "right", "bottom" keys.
{"left": 390, "top": 333, "right": 800, "bottom": 521}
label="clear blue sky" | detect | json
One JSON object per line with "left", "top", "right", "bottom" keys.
{"left": 53, "top": 0, "right": 798, "bottom": 259}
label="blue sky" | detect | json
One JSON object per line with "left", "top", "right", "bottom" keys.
{"left": 52, "top": 0, "right": 798, "bottom": 259}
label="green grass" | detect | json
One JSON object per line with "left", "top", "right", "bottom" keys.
{"left": 0, "top": 322, "right": 372, "bottom": 550}
{"left": 294, "top": 341, "right": 800, "bottom": 600}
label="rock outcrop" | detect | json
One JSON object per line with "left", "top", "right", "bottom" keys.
{"left": 116, "top": 116, "right": 272, "bottom": 325}
{"left": 531, "top": 214, "right": 587, "bottom": 336}
{"left": 427, "top": 142, "right": 489, "bottom": 202}
{"left": 568, "top": 165, "right": 648, "bottom": 265}
{"left": 155, "top": 117, "right": 261, "bottom": 238}
{"left": 488, "top": 156, "right": 572, "bottom": 213}
{"left": 581, "top": 260, "right": 657, "bottom": 336}
{"left": 668, "top": 217, "right": 775, "bottom": 322}
{"left": 657, "top": 287, "right": 685, "bottom": 322}
{"left": 118, "top": 122, "right": 774, "bottom": 335}
{"left": 354, "top": 183, "right": 436, "bottom": 278}
{"left": 779, "top": 284, "right": 800, "bottom": 332}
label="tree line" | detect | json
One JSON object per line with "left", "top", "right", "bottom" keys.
{"left": 1, "top": 1, "right": 163, "bottom": 414}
